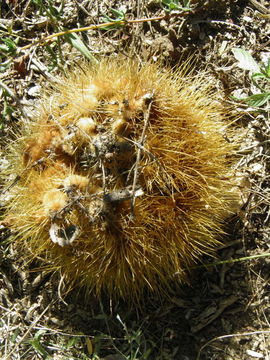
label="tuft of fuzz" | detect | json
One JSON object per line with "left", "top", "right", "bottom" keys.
{"left": 2, "top": 59, "right": 237, "bottom": 300}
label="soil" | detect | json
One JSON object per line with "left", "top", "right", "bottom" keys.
{"left": 0, "top": 1, "right": 269, "bottom": 359}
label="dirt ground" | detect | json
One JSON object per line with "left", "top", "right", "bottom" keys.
{"left": 0, "top": 0, "right": 270, "bottom": 359}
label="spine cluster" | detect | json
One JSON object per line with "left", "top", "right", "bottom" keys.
{"left": 3, "top": 60, "right": 236, "bottom": 299}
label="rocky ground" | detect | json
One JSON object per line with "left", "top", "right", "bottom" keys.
{"left": 0, "top": 1, "right": 270, "bottom": 359}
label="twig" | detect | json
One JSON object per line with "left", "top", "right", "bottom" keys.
{"left": 125, "top": 136, "right": 175, "bottom": 196}
{"left": 18, "top": 11, "right": 194, "bottom": 52}
{"left": 193, "top": 19, "right": 242, "bottom": 30}
{"left": 130, "top": 94, "right": 153, "bottom": 218}
{"left": 248, "top": 0, "right": 270, "bottom": 14}
{"left": 0, "top": 80, "right": 28, "bottom": 118}
{"left": 196, "top": 330, "right": 270, "bottom": 360}
{"left": 187, "top": 252, "right": 270, "bottom": 270}
{"left": 3, "top": 302, "right": 53, "bottom": 360}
